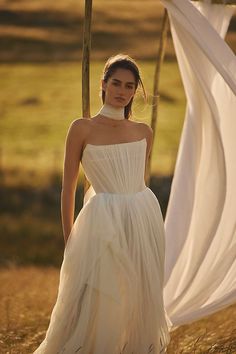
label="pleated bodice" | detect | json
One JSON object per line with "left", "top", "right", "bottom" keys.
{"left": 81, "top": 138, "right": 147, "bottom": 194}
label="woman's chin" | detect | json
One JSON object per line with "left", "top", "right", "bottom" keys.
{"left": 111, "top": 100, "right": 126, "bottom": 108}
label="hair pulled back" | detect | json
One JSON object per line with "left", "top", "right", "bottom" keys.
{"left": 101, "top": 54, "right": 146, "bottom": 119}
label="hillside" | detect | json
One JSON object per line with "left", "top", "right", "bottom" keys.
{"left": 0, "top": 0, "right": 235, "bottom": 62}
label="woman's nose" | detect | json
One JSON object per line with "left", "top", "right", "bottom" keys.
{"left": 117, "top": 86, "right": 125, "bottom": 96}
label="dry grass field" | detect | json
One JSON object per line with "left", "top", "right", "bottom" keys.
{"left": 0, "top": 267, "right": 235, "bottom": 354}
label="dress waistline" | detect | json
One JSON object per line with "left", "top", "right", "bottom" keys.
{"left": 95, "top": 186, "right": 149, "bottom": 197}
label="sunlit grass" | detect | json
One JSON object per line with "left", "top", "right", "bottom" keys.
{"left": 0, "top": 60, "right": 185, "bottom": 181}
{"left": 0, "top": 267, "right": 235, "bottom": 354}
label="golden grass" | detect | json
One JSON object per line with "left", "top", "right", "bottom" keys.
{"left": 0, "top": 267, "right": 235, "bottom": 353}
{"left": 0, "top": 267, "right": 58, "bottom": 353}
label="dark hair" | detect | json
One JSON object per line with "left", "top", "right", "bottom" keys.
{"left": 101, "top": 54, "right": 146, "bottom": 119}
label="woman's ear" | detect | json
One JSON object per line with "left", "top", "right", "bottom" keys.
{"left": 101, "top": 80, "right": 107, "bottom": 92}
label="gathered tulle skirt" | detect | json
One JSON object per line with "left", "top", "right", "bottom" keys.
{"left": 34, "top": 187, "right": 170, "bottom": 354}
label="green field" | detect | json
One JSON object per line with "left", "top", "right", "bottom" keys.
{"left": 0, "top": 61, "right": 185, "bottom": 181}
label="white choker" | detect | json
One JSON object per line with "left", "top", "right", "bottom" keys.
{"left": 98, "top": 104, "right": 125, "bottom": 120}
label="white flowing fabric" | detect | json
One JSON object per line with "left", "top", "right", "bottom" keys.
{"left": 161, "top": 0, "right": 236, "bottom": 327}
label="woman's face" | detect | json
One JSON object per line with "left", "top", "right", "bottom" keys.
{"left": 102, "top": 68, "right": 136, "bottom": 108}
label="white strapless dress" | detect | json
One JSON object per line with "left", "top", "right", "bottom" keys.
{"left": 34, "top": 138, "right": 170, "bottom": 354}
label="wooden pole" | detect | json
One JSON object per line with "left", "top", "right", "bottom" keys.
{"left": 146, "top": 9, "right": 168, "bottom": 186}
{"left": 82, "top": 0, "right": 93, "bottom": 194}
{"left": 82, "top": 0, "right": 93, "bottom": 119}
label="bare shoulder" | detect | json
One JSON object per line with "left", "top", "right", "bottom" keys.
{"left": 69, "top": 117, "right": 93, "bottom": 131}
{"left": 63, "top": 118, "right": 94, "bottom": 161}
{"left": 130, "top": 120, "right": 153, "bottom": 140}
{"left": 66, "top": 117, "right": 93, "bottom": 141}
{"left": 138, "top": 121, "right": 153, "bottom": 138}
{"left": 129, "top": 120, "right": 153, "bottom": 157}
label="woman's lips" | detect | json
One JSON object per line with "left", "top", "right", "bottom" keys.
{"left": 115, "top": 97, "right": 125, "bottom": 102}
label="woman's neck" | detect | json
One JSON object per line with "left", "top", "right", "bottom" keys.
{"left": 98, "top": 103, "right": 125, "bottom": 120}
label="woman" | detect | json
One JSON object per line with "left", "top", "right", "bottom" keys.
{"left": 34, "top": 54, "right": 170, "bottom": 354}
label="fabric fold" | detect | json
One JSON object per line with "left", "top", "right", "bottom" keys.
{"left": 161, "top": 0, "right": 236, "bottom": 327}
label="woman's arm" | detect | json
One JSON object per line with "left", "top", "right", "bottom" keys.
{"left": 145, "top": 125, "right": 153, "bottom": 163}
{"left": 141, "top": 123, "right": 153, "bottom": 183}
{"left": 61, "top": 119, "right": 88, "bottom": 246}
